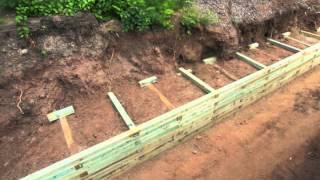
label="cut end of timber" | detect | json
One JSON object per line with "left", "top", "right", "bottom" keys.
{"left": 177, "top": 69, "right": 192, "bottom": 76}
{"left": 139, "top": 76, "right": 158, "bottom": 87}
{"left": 128, "top": 127, "right": 141, "bottom": 137}
{"left": 203, "top": 57, "right": 217, "bottom": 65}
{"left": 317, "top": 27, "right": 320, "bottom": 32}
{"left": 249, "top": 43, "right": 259, "bottom": 49}
{"left": 282, "top": 32, "right": 291, "bottom": 37}
{"left": 47, "top": 106, "right": 75, "bottom": 122}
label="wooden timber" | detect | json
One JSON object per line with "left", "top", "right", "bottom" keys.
{"left": 267, "top": 38, "right": 302, "bottom": 53}
{"left": 236, "top": 52, "right": 267, "bottom": 70}
{"left": 179, "top": 67, "right": 215, "bottom": 93}
{"left": 108, "top": 92, "right": 136, "bottom": 130}
{"left": 21, "top": 43, "right": 320, "bottom": 180}
{"left": 284, "top": 36, "right": 311, "bottom": 47}
{"left": 301, "top": 30, "right": 320, "bottom": 40}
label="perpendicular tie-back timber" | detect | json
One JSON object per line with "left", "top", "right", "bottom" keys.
{"left": 179, "top": 67, "right": 215, "bottom": 93}
{"left": 267, "top": 38, "right": 302, "bottom": 53}
{"left": 108, "top": 92, "right": 136, "bottom": 130}
{"left": 282, "top": 32, "right": 311, "bottom": 47}
{"left": 236, "top": 52, "right": 267, "bottom": 70}
{"left": 301, "top": 30, "right": 320, "bottom": 40}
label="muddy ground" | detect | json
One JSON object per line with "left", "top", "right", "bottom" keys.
{"left": 0, "top": 0, "right": 320, "bottom": 179}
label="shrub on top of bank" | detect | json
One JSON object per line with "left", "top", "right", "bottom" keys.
{"left": 15, "top": 0, "right": 218, "bottom": 38}
{"left": 0, "top": 0, "right": 17, "bottom": 10}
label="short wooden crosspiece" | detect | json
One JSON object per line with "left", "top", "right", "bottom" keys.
{"left": 139, "top": 76, "right": 175, "bottom": 110}
{"left": 47, "top": 106, "right": 77, "bottom": 153}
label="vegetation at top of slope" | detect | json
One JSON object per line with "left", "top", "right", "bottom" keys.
{"left": 0, "top": 0, "right": 17, "bottom": 10}
{"left": 12, "top": 0, "right": 218, "bottom": 38}
{"left": 181, "top": 4, "right": 219, "bottom": 33}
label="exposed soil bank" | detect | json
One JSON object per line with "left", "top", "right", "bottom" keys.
{"left": 0, "top": 0, "right": 319, "bottom": 179}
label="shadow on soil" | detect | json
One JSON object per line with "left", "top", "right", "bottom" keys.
{"left": 271, "top": 88, "right": 320, "bottom": 180}
{"left": 271, "top": 133, "right": 320, "bottom": 180}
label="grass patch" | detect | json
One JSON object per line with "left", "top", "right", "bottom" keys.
{"left": 180, "top": 4, "right": 219, "bottom": 30}
{"left": 0, "top": 17, "right": 4, "bottom": 25}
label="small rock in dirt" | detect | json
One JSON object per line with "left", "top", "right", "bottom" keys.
{"left": 18, "top": 49, "right": 28, "bottom": 55}
{"left": 39, "top": 91, "right": 47, "bottom": 99}
{"left": 30, "top": 137, "right": 36, "bottom": 143}
{"left": 4, "top": 162, "right": 9, "bottom": 167}
{"left": 8, "top": 136, "right": 14, "bottom": 142}
{"left": 192, "top": 150, "right": 199, "bottom": 155}
{"left": 38, "top": 127, "right": 44, "bottom": 133}
{"left": 196, "top": 135, "right": 202, "bottom": 140}
{"left": 152, "top": 47, "right": 161, "bottom": 57}
{"left": 307, "top": 151, "right": 318, "bottom": 159}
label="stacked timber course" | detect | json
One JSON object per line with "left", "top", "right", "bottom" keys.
{"left": 22, "top": 31, "right": 320, "bottom": 180}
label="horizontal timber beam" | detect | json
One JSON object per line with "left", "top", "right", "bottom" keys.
{"left": 21, "top": 43, "right": 320, "bottom": 180}
{"left": 301, "top": 30, "right": 320, "bottom": 40}
{"left": 236, "top": 52, "right": 267, "bottom": 70}
{"left": 108, "top": 92, "right": 136, "bottom": 130}
{"left": 267, "top": 38, "right": 302, "bottom": 53}
{"left": 282, "top": 32, "right": 311, "bottom": 47}
{"left": 179, "top": 67, "right": 215, "bottom": 93}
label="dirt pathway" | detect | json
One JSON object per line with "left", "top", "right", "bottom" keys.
{"left": 119, "top": 66, "right": 320, "bottom": 180}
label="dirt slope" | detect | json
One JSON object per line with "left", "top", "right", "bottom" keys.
{"left": 119, "top": 66, "right": 320, "bottom": 180}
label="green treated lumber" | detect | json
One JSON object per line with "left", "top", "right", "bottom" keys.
{"left": 139, "top": 76, "right": 158, "bottom": 87}
{"left": 21, "top": 44, "right": 318, "bottom": 179}
{"left": 203, "top": 57, "right": 217, "bottom": 64}
{"left": 219, "top": 50, "right": 318, "bottom": 101}
{"left": 102, "top": 54, "right": 318, "bottom": 177}
{"left": 47, "top": 106, "right": 75, "bottom": 122}
{"left": 178, "top": 67, "right": 215, "bottom": 93}
{"left": 214, "top": 59, "right": 316, "bottom": 118}
{"left": 248, "top": 43, "right": 259, "bottom": 49}
{"left": 108, "top": 92, "right": 136, "bottom": 130}
{"left": 236, "top": 52, "right": 267, "bottom": 70}
{"left": 21, "top": 43, "right": 320, "bottom": 180}
{"left": 282, "top": 32, "right": 312, "bottom": 47}
{"left": 267, "top": 38, "right": 302, "bottom": 53}
{"left": 301, "top": 30, "right": 320, "bottom": 40}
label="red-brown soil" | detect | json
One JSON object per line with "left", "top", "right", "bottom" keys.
{"left": 243, "top": 45, "right": 293, "bottom": 66}
{"left": 217, "top": 58, "right": 257, "bottom": 78}
{"left": 0, "top": 34, "right": 318, "bottom": 179}
{"left": 184, "top": 63, "right": 234, "bottom": 88}
{"left": 0, "top": 2, "right": 319, "bottom": 179}
{"left": 119, "top": 66, "right": 320, "bottom": 180}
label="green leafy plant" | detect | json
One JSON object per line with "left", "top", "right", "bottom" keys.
{"left": 0, "top": 0, "right": 17, "bottom": 10}
{"left": 17, "top": 26, "right": 30, "bottom": 38}
{"left": 15, "top": 0, "right": 217, "bottom": 38}
{"left": 180, "top": 4, "right": 219, "bottom": 30}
